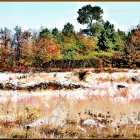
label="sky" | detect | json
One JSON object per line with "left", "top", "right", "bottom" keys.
{"left": 0, "top": 2, "right": 140, "bottom": 33}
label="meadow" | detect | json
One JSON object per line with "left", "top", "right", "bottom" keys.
{"left": 0, "top": 68, "right": 140, "bottom": 138}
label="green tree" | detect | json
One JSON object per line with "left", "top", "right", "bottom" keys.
{"left": 98, "top": 21, "right": 121, "bottom": 51}
{"left": 13, "top": 26, "right": 22, "bottom": 61}
{"left": 126, "top": 28, "right": 135, "bottom": 46}
{"left": 90, "top": 21, "right": 104, "bottom": 38}
{"left": 61, "top": 35, "right": 77, "bottom": 60}
{"left": 77, "top": 5, "right": 103, "bottom": 35}
{"left": 39, "top": 27, "right": 52, "bottom": 38}
{"left": 52, "top": 27, "right": 59, "bottom": 36}
{"left": 62, "top": 23, "right": 75, "bottom": 36}
{"left": 52, "top": 27, "right": 63, "bottom": 44}
{"left": 117, "top": 29, "right": 127, "bottom": 49}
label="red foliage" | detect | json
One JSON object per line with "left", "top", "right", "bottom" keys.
{"left": 131, "top": 28, "right": 140, "bottom": 45}
{"left": 35, "top": 38, "right": 61, "bottom": 60}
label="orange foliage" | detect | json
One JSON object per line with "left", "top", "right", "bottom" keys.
{"left": 37, "top": 38, "right": 61, "bottom": 56}
{"left": 131, "top": 28, "right": 140, "bottom": 45}
{"left": 34, "top": 38, "right": 61, "bottom": 62}
{"left": 0, "top": 45, "right": 10, "bottom": 68}
{"left": 78, "top": 34, "right": 95, "bottom": 48}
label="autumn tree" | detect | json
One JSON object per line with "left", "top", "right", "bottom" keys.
{"left": 0, "top": 27, "right": 13, "bottom": 68}
{"left": 131, "top": 24, "right": 140, "bottom": 50}
{"left": 13, "top": 26, "right": 31, "bottom": 62}
{"left": 0, "top": 44, "right": 11, "bottom": 69}
{"left": 19, "top": 31, "right": 32, "bottom": 67}
{"left": 0, "top": 27, "right": 12, "bottom": 48}
{"left": 33, "top": 38, "right": 61, "bottom": 67}
{"left": 124, "top": 23, "right": 140, "bottom": 67}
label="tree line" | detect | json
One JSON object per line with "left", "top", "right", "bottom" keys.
{"left": 0, "top": 4, "right": 140, "bottom": 72}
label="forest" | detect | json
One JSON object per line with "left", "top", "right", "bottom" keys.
{"left": 0, "top": 4, "right": 140, "bottom": 72}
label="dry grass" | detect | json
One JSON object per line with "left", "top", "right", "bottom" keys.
{"left": 0, "top": 126, "right": 45, "bottom": 138}
{"left": 36, "top": 94, "right": 140, "bottom": 138}
{"left": 0, "top": 69, "right": 140, "bottom": 138}
{"left": 0, "top": 92, "right": 140, "bottom": 138}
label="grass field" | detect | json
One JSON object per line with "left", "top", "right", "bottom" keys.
{"left": 0, "top": 68, "right": 140, "bottom": 138}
